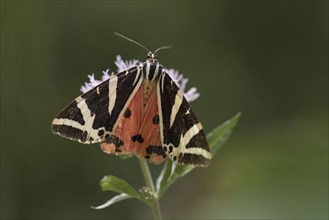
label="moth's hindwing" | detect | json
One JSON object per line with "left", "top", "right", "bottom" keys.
{"left": 134, "top": 81, "right": 166, "bottom": 164}
{"left": 51, "top": 66, "right": 143, "bottom": 144}
{"left": 157, "top": 72, "right": 211, "bottom": 167}
{"left": 100, "top": 80, "right": 166, "bottom": 164}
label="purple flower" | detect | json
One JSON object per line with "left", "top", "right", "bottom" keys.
{"left": 80, "top": 55, "right": 200, "bottom": 102}
{"left": 114, "top": 55, "right": 140, "bottom": 73}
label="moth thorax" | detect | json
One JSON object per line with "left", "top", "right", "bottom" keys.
{"left": 142, "top": 62, "right": 162, "bottom": 81}
{"left": 142, "top": 80, "right": 156, "bottom": 107}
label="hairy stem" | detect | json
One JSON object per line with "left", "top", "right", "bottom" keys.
{"left": 138, "top": 158, "right": 163, "bottom": 220}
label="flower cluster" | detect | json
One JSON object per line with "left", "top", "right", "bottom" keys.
{"left": 80, "top": 55, "right": 200, "bottom": 102}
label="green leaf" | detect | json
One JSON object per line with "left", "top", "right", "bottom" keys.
{"left": 155, "top": 160, "right": 174, "bottom": 192}
{"left": 157, "top": 162, "right": 195, "bottom": 198}
{"left": 100, "top": 175, "right": 141, "bottom": 199}
{"left": 157, "top": 112, "right": 241, "bottom": 197}
{"left": 208, "top": 112, "right": 241, "bottom": 155}
{"left": 91, "top": 193, "right": 133, "bottom": 209}
{"left": 99, "top": 175, "right": 154, "bottom": 207}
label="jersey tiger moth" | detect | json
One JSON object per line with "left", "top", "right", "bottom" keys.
{"left": 51, "top": 34, "right": 211, "bottom": 167}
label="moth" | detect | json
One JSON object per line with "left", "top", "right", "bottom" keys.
{"left": 51, "top": 33, "right": 211, "bottom": 166}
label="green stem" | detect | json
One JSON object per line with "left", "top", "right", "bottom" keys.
{"left": 138, "top": 158, "right": 163, "bottom": 220}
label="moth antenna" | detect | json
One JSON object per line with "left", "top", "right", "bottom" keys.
{"left": 154, "top": 45, "right": 172, "bottom": 54}
{"left": 115, "top": 32, "right": 149, "bottom": 52}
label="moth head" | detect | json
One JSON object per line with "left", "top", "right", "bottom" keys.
{"left": 146, "top": 51, "right": 158, "bottom": 63}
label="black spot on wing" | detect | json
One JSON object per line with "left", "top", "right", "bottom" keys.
{"left": 131, "top": 134, "right": 144, "bottom": 143}
{"left": 98, "top": 129, "right": 104, "bottom": 137}
{"left": 124, "top": 108, "right": 132, "bottom": 118}
{"left": 56, "top": 100, "right": 85, "bottom": 125}
{"left": 152, "top": 115, "right": 159, "bottom": 124}
{"left": 104, "top": 134, "right": 124, "bottom": 152}
{"left": 146, "top": 145, "right": 166, "bottom": 158}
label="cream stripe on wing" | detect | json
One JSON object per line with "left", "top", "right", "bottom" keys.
{"left": 52, "top": 118, "right": 85, "bottom": 130}
{"left": 108, "top": 75, "right": 118, "bottom": 115}
{"left": 166, "top": 122, "right": 210, "bottom": 159}
{"left": 181, "top": 147, "right": 212, "bottom": 159}
{"left": 179, "top": 122, "right": 203, "bottom": 148}
{"left": 75, "top": 97, "right": 90, "bottom": 123}
{"left": 169, "top": 91, "right": 183, "bottom": 128}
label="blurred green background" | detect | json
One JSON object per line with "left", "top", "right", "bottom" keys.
{"left": 1, "top": 1, "right": 328, "bottom": 219}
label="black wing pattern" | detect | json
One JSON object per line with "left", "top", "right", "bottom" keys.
{"left": 157, "top": 72, "right": 211, "bottom": 166}
{"left": 51, "top": 66, "right": 143, "bottom": 144}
